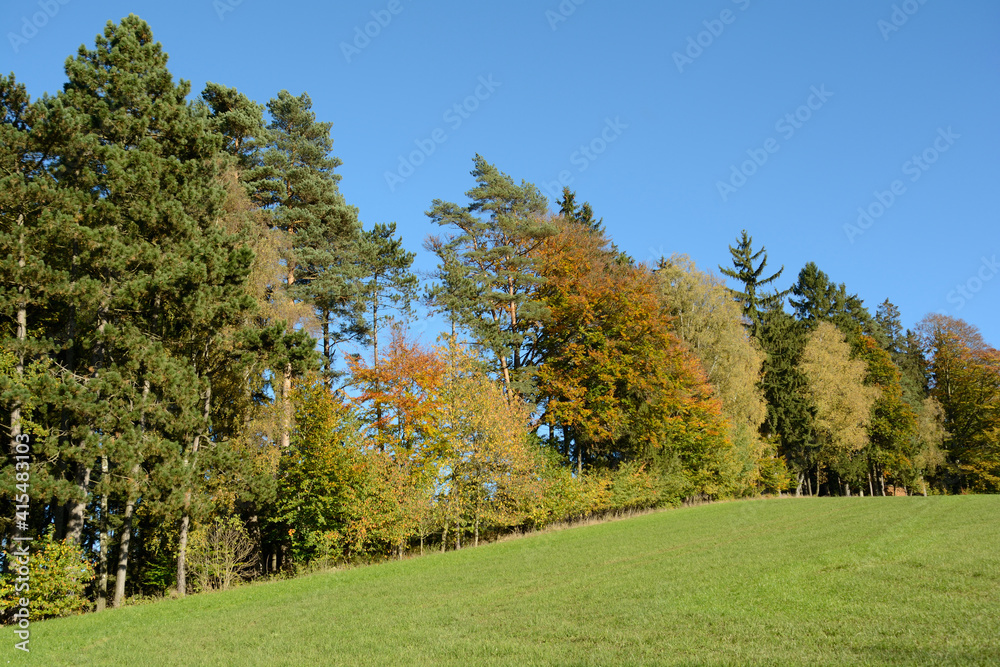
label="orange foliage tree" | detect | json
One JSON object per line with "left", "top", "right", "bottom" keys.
{"left": 535, "top": 219, "right": 731, "bottom": 497}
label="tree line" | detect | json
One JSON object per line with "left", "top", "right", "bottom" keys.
{"left": 1, "top": 16, "right": 997, "bottom": 618}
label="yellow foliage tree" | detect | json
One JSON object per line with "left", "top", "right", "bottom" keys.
{"left": 799, "top": 322, "right": 880, "bottom": 491}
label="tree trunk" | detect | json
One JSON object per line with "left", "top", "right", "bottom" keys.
{"left": 441, "top": 520, "right": 448, "bottom": 553}
{"left": 96, "top": 455, "right": 109, "bottom": 612}
{"left": 795, "top": 472, "right": 803, "bottom": 497}
{"left": 322, "top": 308, "right": 332, "bottom": 388}
{"left": 9, "top": 223, "right": 27, "bottom": 540}
{"left": 281, "top": 362, "right": 293, "bottom": 449}
{"left": 498, "top": 353, "right": 513, "bottom": 405}
{"left": 65, "top": 463, "right": 91, "bottom": 545}
{"left": 372, "top": 292, "right": 384, "bottom": 451}
{"left": 9, "top": 215, "right": 26, "bottom": 460}
{"left": 113, "top": 468, "right": 139, "bottom": 608}
{"left": 177, "top": 385, "right": 211, "bottom": 597}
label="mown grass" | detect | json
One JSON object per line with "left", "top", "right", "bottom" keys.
{"left": 9, "top": 496, "right": 1000, "bottom": 666}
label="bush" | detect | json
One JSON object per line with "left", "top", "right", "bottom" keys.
{"left": 187, "top": 516, "right": 257, "bottom": 592}
{"left": 0, "top": 532, "right": 95, "bottom": 621}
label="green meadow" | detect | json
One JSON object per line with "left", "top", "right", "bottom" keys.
{"left": 13, "top": 497, "right": 1000, "bottom": 666}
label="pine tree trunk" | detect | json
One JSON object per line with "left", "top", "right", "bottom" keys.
{"left": 177, "top": 512, "right": 190, "bottom": 596}
{"left": 69, "top": 308, "right": 108, "bottom": 544}
{"left": 53, "top": 499, "right": 66, "bottom": 541}
{"left": 177, "top": 386, "right": 211, "bottom": 597}
{"left": 372, "top": 293, "right": 383, "bottom": 451}
{"left": 96, "top": 455, "right": 109, "bottom": 612}
{"left": 113, "top": 470, "right": 138, "bottom": 608}
{"left": 322, "top": 308, "right": 332, "bottom": 388}
{"left": 498, "top": 353, "right": 513, "bottom": 405}
{"left": 65, "top": 464, "right": 91, "bottom": 545}
{"left": 9, "top": 214, "right": 26, "bottom": 460}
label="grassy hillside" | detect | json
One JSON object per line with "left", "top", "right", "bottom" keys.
{"left": 13, "top": 497, "right": 1000, "bottom": 666}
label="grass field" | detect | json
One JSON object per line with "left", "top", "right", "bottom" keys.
{"left": 10, "top": 496, "right": 1000, "bottom": 666}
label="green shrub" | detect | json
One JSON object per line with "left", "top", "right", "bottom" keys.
{"left": 0, "top": 532, "right": 94, "bottom": 621}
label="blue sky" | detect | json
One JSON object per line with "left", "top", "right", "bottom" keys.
{"left": 3, "top": 0, "right": 998, "bottom": 346}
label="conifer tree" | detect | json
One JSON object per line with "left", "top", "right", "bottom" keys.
{"left": 31, "top": 15, "right": 269, "bottom": 599}
{"left": 427, "top": 155, "right": 554, "bottom": 399}
{"left": 354, "top": 222, "right": 418, "bottom": 367}
{"left": 718, "top": 230, "right": 789, "bottom": 336}
{"left": 257, "top": 90, "right": 360, "bottom": 444}
{"left": 756, "top": 304, "right": 814, "bottom": 494}
{"left": 788, "top": 262, "right": 874, "bottom": 337}
{"left": 556, "top": 186, "right": 604, "bottom": 233}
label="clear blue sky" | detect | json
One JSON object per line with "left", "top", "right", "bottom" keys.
{"left": 3, "top": 0, "right": 998, "bottom": 346}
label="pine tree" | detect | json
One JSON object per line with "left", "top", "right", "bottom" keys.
{"left": 349, "top": 222, "right": 418, "bottom": 444}
{"left": 33, "top": 15, "right": 268, "bottom": 600}
{"left": 257, "top": 90, "right": 360, "bottom": 445}
{"left": 0, "top": 75, "right": 75, "bottom": 545}
{"left": 354, "top": 222, "right": 418, "bottom": 367}
{"left": 426, "top": 155, "right": 554, "bottom": 400}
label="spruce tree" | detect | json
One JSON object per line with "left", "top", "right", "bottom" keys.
{"left": 556, "top": 186, "right": 604, "bottom": 234}
{"left": 756, "top": 304, "right": 815, "bottom": 494}
{"left": 719, "top": 230, "right": 789, "bottom": 336}
{"left": 788, "top": 262, "right": 874, "bottom": 337}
